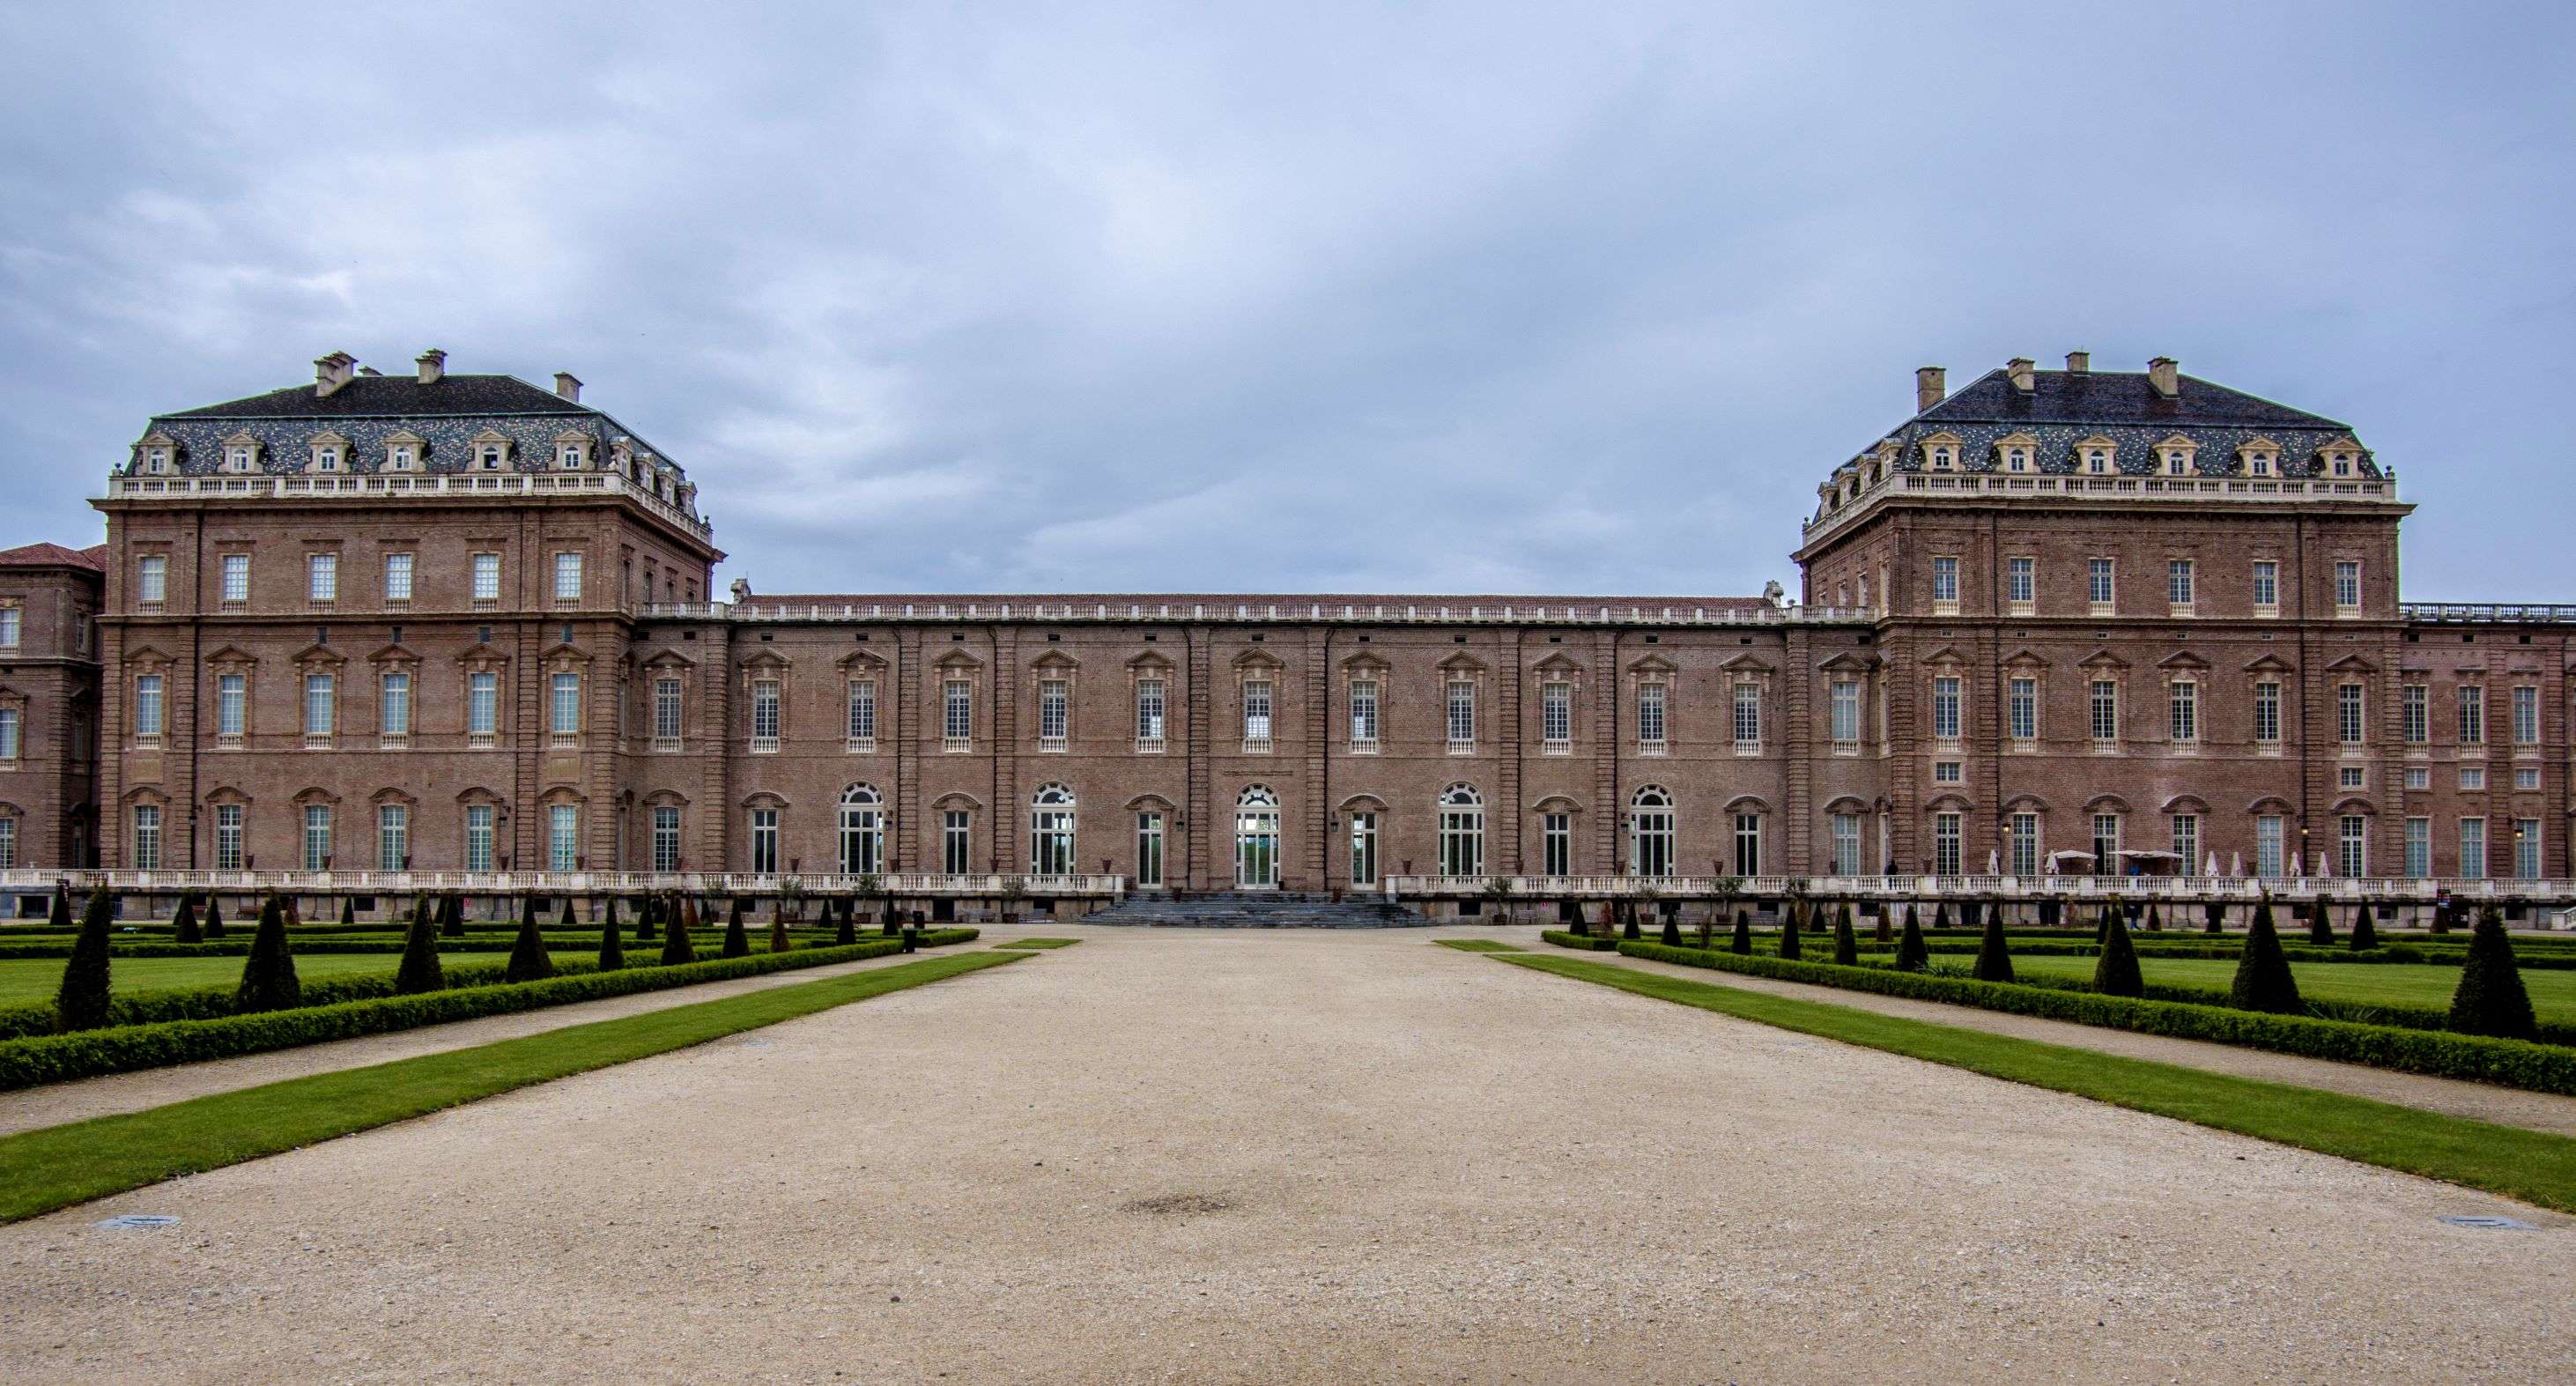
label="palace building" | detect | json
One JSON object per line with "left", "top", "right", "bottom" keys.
{"left": 2, "top": 346, "right": 2566, "bottom": 905}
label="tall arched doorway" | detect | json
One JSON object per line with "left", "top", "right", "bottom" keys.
{"left": 1235, "top": 785, "right": 1280, "bottom": 888}
{"left": 1029, "top": 783, "right": 1077, "bottom": 876}
{"left": 839, "top": 783, "right": 885, "bottom": 875}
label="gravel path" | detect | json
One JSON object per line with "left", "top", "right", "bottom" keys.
{"left": 0, "top": 928, "right": 2567, "bottom": 1383}
{"left": 0, "top": 942, "right": 965, "bottom": 1137}
{"left": 1589, "top": 945, "right": 2576, "bottom": 1136}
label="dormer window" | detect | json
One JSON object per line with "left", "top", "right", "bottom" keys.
{"left": 2079, "top": 439, "right": 2114, "bottom": 475}
{"left": 317, "top": 448, "right": 339, "bottom": 471}
{"left": 2006, "top": 448, "right": 2028, "bottom": 472}
{"left": 139, "top": 447, "right": 170, "bottom": 475}
{"left": 479, "top": 447, "right": 502, "bottom": 470}
{"left": 2248, "top": 452, "right": 2275, "bottom": 477}
{"left": 554, "top": 433, "right": 591, "bottom": 470}
{"left": 2328, "top": 450, "right": 2355, "bottom": 478}
{"left": 390, "top": 446, "right": 414, "bottom": 470}
{"left": 307, "top": 433, "right": 349, "bottom": 474}
{"left": 2162, "top": 449, "right": 2187, "bottom": 475}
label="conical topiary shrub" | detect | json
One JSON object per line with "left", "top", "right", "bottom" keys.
{"left": 53, "top": 887, "right": 115, "bottom": 1032}
{"left": 234, "top": 894, "right": 302, "bottom": 1013}
{"left": 1832, "top": 903, "right": 1858, "bottom": 965}
{"left": 661, "top": 898, "right": 697, "bottom": 966}
{"left": 2431, "top": 901, "right": 2455, "bottom": 935}
{"left": 394, "top": 894, "right": 444, "bottom": 995}
{"left": 635, "top": 896, "right": 656, "bottom": 944}
{"left": 721, "top": 899, "right": 750, "bottom": 958}
{"left": 596, "top": 897, "right": 626, "bottom": 973}
{"left": 769, "top": 910, "right": 792, "bottom": 953}
{"left": 2091, "top": 911, "right": 2143, "bottom": 997}
{"left": 171, "top": 893, "right": 202, "bottom": 944}
{"left": 2348, "top": 902, "right": 2379, "bottom": 952}
{"left": 47, "top": 883, "right": 71, "bottom": 930}
{"left": 2096, "top": 902, "right": 2118, "bottom": 946}
{"left": 1929, "top": 900, "right": 1951, "bottom": 934}
{"left": 559, "top": 897, "right": 578, "bottom": 931}
{"left": 2228, "top": 898, "right": 2302, "bottom": 1014}
{"left": 1657, "top": 908, "right": 1681, "bottom": 946}
{"left": 681, "top": 895, "right": 702, "bottom": 930}
{"left": 1729, "top": 909, "right": 1752, "bottom": 955}
{"left": 2447, "top": 906, "right": 2537, "bottom": 1041}
{"left": 1971, "top": 906, "right": 2014, "bottom": 982}
{"left": 203, "top": 895, "right": 227, "bottom": 940}
{"left": 2203, "top": 901, "right": 2224, "bottom": 935}
{"left": 1874, "top": 906, "right": 1893, "bottom": 945}
{"left": 2143, "top": 902, "right": 2163, "bottom": 933}
{"left": 339, "top": 897, "right": 356, "bottom": 927}
{"left": 1621, "top": 901, "right": 1641, "bottom": 941}
{"left": 1776, "top": 908, "right": 1802, "bottom": 960}
{"left": 440, "top": 893, "right": 463, "bottom": 939}
{"left": 1893, "top": 911, "right": 1928, "bottom": 972}
{"left": 504, "top": 898, "right": 556, "bottom": 983}
{"left": 835, "top": 896, "right": 857, "bottom": 946}
{"left": 2306, "top": 902, "right": 2335, "bottom": 947}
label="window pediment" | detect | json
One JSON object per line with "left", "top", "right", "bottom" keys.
{"left": 2083, "top": 793, "right": 2130, "bottom": 814}
{"left": 1529, "top": 652, "right": 1583, "bottom": 677}
{"left": 2076, "top": 649, "right": 2130, "bottom": 672}
{"left": 1625, "top": 653, "right": 1678, "bottom": 677}
{"left": 2242, "top": 653, "right": 2297, "bottom": 674}
{"left": 643, "top": 649, "right": 696, "bottom": 671}
{"left": 2325, "top": 653, "right": 2378, "bottom": 674}
{"left": 1230, "top": 648, "right": 1284, "bottom": 671}
{"left": 837, "top": 649, "right": 888, "bottom": 672}
{"left": 1338, "top": 650, "right": 1389, "bottom": 673}
{"left": 291, "top": 643, "right": 344, "bottom": 670}
{"left": 455, "top": 642, "right": 509, "bottom": 670}
{"left": 1815, "top": 650, "right": 1881, "bottom": 673}
{"left": 1031, "top": 649, "right": 1080, "bottom": 673}
{"left": 204, "top": 644, "right": 258, "bottom": 671}
{"left": 2001, "top": 649, "right": 2051, "bottom": 671}
{"left": 1917, "top": 646, "right": 1968, "bottom": 670}
{"left": 1435, "top": 651, "right": 1487, "bottom": 675}
{"left": 2154, "top": 650, "right": 2210, "bottom": 671}
{"left": 1127, "top": 649, "right": 1175, "bottom": 673}
{"left": 2162, "top": 794, "right": 2210, "bottom": 815}
{"left": 368, "top": 642, "right": 419, "bottom": 668}
{"left": 934, "top": 649, "right": 984, "bottom": 672}
{"left": 1718, "top": 651, "right": 1776, "bottom": 675}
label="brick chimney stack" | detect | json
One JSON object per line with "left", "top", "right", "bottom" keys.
{"left": 1914, "top": 366, "right": 1945, "bottom": 414}
{"left": 314, "top": 351, "right": 357, "bottom": 397}
{"left": 2007, "top": 358, "right": 2036, "bottom": 393}
{"left": 416, "top": 349, "right": 446, "bottom": 385}
{"left": 554, "top": 372, "right": 582, "bottom": 404}
{"left": 2065, "top": 350, "right": 2090, "bottom": 374}
{"left": 2147, "top": 357, "right": 2180, "bottom": 398}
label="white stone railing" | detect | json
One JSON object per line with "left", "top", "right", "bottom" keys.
{"left": 2400, "top": 603, "right": 2576, "bottom": 625}
{"left": 105, "top": 470, "right": 714, "bottom": 541}
{"left": 1802, "top": 469, "right": 2401, "bottom": 546}
{"left": 645, "top": 600, "right": 1879, "bottom": 626}
{"left": 0, "top": 869, "right": 1123, "bottom": 899}
{"left": 1382, "top": 872, "right": 2573, "bottom": 905}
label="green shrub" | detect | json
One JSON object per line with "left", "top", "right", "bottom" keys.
{"left": 202, "top": 896, "right": 226, "bottom": 940}
{"left": 2229, "top": 898, "right": 2303, "bottom": 1014}
{"left": 835, "top": 896, "right": 857, "bottom": 946}
{"left": 503, "top": 900, "right": 557, "bottom": 984}
{"left": 2306, "top": 903, "right": 2335, "bottom": 947}
{"left": 662, "top": 902, "right": 698, "bottom": 967}
{"left": 635, "top": 895, "right": 657, "bottom": 944}
{"left": 2143, "top": 902, "right": 2163, "bottom": 933}
{"left": 1776, "top": 908, "right": 1803, "bottom": 960}
{"left": 170, "top": 894, "right": 202, "bottom": 945}
{"left": 53, "top": 888, "right": 115, "bottom": 1033}
{"left": 1621, "top": 902, "right": 1641, "bottom": 941}
{"left": 234, "top": 896, "right": 302, "bottom": 1014}
{"left": 2449, "top": 907, "right": 2538, "bottom": 1041}
{"left": 769, "top": 913, "right": 792, "bottom": 953}
{"left": 2349, "top": 903, "right": 2379, "bottom": 952}
{"left": 2203, "top": 901, "right": 2224, "bottom": 935}
{"left": 339, "top": 898, "right": 356, "bottom": 927}
{"left": 597, "top": 898, "right": 626, "bottom": 974}
{"left": 47, "top": 885, "right": 71, "bottom": 930}
{"left": 2091, "top": 912, "right": 2143, "bottom": 998}
{"left": 1658, "top": 912, "right": 1681, "bottom": 946}
{"left": 1893, "top": 913, "right": 1928, "bottom": 972}
{"left": 1541, "top": 929, "right": 1617, "bottom": 952}
{"left": 1930, "top": 901, "right": 1951, "bottom": 933}
{"left": 393, "top": 895, "right": 445, "bottom": 996}
{"left": 440, "top": 894, "right": 463, "bottom": 939}
{"left": 1832, "top": 904, "right": 1858, "bottom": 966}
{"left": 721, "top": 900, "right": 751, "bottom": 958}
{"left": 1972, "top": 907, "right": 2014, "bottom": 983}
{"left": 1728, "top": 910, "right": 1751, "bottom": 955}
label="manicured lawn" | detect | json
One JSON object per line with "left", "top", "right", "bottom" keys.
{"left": 0, "top": 949, "right": 1030, "bottom": 1222}
{"left": 993, "top": 938, "right": 1081, "bottom": 950}
{"left": 1496, "top": 952, "right": 2576, "bottom": 1212}
{"left": 1435, "top": 939, "right": 1525, "bottom": 952}
{"left": 0, "top": 952, "right": 598, "bottom": 1004}
{"left": 2007, "top": 954, "right": 2576, "bottom": 1023}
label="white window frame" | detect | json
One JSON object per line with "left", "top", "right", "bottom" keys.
{"left": 467, "top": 671, "right": 499, "bottom": 748}
{"left": 653, "top": 676, "right": 684, "bottom": 752}
{"left": 2251, "top": 559, "right": 2278, "bottom": 616}
{"left": 378, "top": 803, "right": 409, "bottom": 871}
{"left": 550, "top": 671, "right": 581, "bottom": 746}
{"left": 1245, "top": 678, "right": 1277, "bottom": 755}
{"left": 219, "top": 553, "right": 249, "bottom": 608}
{"left": 2007, "top": 676, "right": 2037, "bottom": 745}
{"left": 1930, "top": 556, "right": 1959, "bottom": 612}
{"left": 1348, "top": 678, "right": 1379, "bottom": 754}
{"left": 2334, "top": 560, "right": 2362, "bottom": 613}
{"left": 2087, "top": 557, "right": 2114, "bottom": 612}
{"left": 552, "top": 551, "right": 583, "bottom": 604}
{"left": 1444, "top": 678, "right": 1474, "bottom": 754}
{"left": 302, "top": 803, "right": 332, "bottom": 871}
{"left": 470, "top": 552, "right": 500, "bottom": 608}
{"left": 652, "top": 805, "right": 683, "bottom": 871}
{"left": 1731, "top": 681, "right": 1761, "bottom": 753}
{"left": 380, "top": 670, "right": 411, "bottom": 749}
{"left": 1135, "top": 677, "right": 1166, "bottom": 754}
{"left": 2168, "top": 678, "right": 2199, "bottom": 747}
{"left": 2166, "top": 558, "right": 2195, "bottom": 614}
{"left": 1930, "top": 676, "right": 1962, "bottom": 745}
{"left": 1637, "top": 681, "right": 1668, "bottom": 755}
{"left": 2005, "top": 555, "right": 2034, "bottom": 612}
{"left": 1830, "top": 678, "right": 1861, "bottom": 749}
{"left": 847, "top": 678, "right": 877, "bottom": 753}
{"left": 303, "top": 672, "right": 335, "bottom": 748}
{"left": 307, "top": 552, "right": 337, "bottom": 605}
{"left": 213, "top": 803, "right": 243, "bottom": 871}
{"left": 749, "top": 678, "right": 781, "bottom": 753}
{"left": 137, "top": 554, "right": 167, "bottom": 608}
{"left": 133, "top": 804, "right": 164, "bottom": 870}
{"left": 464, "top": 804, "right": 495, "bottom": 872}
{"left": 133, "top": 672, "right": 164, "bottom": 747}
{"left": 943, "top": 678, "right": 973, "bottom": 752}
{"left": 1037, "top": 677, "right": 1070, "bottom": 752}
{"left": 1539, "top": 680, "right": 1570, "bottom": 753}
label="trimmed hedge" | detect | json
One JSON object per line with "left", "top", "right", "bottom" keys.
{"left": 1541, "top": 929, "right": 1618, "bottom": 952}
{"left": 0, "top": 929, "right": 981, "bottom": 1091}
{"left": 1617, "top": 940, "right": 2576, "bottom": 1095}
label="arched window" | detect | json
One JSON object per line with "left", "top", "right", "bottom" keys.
{"left": 839, "top": 782, "right": 885, "bottom": 875}
{"left": 1629, "top": 786, "right": 1676, "bottom": 878}
{"left": 1438, "top": 783, "right": 1484, "bottom": 878}
{"left": 1235, "top": 784, "right": 1279, "bottom": 887}
{"left": 1029, "top": 783, "right": 1077, "bottom": 877}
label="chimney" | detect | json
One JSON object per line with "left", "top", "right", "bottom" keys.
{"left": 1914, "top": 366, "right": 1945, "bottom": 414}
{"left": 415, "top": 349, "right": 446, "bottom": 385}
{"left": 314, "top": 351, "right": 357, "bottom": 397}
{"left": 2147, "top": 356, "right": 2180, "bottom": 398}
{"left": 2007, "top": 357, "right": 2036, "bottom": 393}
{"left": 2065, "top": 350, "right": 2090, "bottom": 374}
{"left": 554, "top": 371, "right": 582, "bottom": 404}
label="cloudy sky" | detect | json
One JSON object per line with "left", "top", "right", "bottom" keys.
{"left": 4, "top": 3, "right": 2570, "bottom": 600}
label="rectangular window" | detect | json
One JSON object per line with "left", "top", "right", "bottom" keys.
{"left": 1350, "top": 678, "right": 1381, "bottom": 751}
{"left": 2402, "top": 686, "right": 2428, "bottom": 745}
{"left": 1931, "top": 556, "right": 1958, "bottom": 606}
{"left": 942, "top": 811, "right": 972, "bottom": 874}
{"left": 1038, "top": 678, "right": 1070, "bottom": 750}
{"left": 2516, "top": 819, "right": 2543, "bottom": 879}
{"left": 2459, "top": 817, "right": 2487, "bottom": 878}
{"left": 2459, "top": 686, "right": 2485, "bottom": 745}
{"left": 1137, "top": 812, "right": 1167, "bottom": 887}
{"left": 303, "top": 672, "right": 335, "bottom": 745}
{"left": 548, "top": 804, "right": 579, "bottom": 871}
{"left": 380, "top": 671, "right": 411, "bottom": 745}
{"left": 2091, "top": 813, "right": 2121, "bottom": 872}
{"left": 652, "top": 806, "right": 682, "bottom": 871}
{"left": 220, "top": 553, "right": 249, "bottom": 606}
{"left": 1637, "top": 683, "right": 1667, "bottom": 752}
{"left": 944, "top": 678, "right": 973, "bottom": 750}
{"left": 1931, "top": 676, "right": 1961, "bottom": 742}
{"left": 1732, "top": 683, "right": 1760, "bottom": 749}
{"left": 2008, "top": 677, "right": 2037, "bottom": 742}
{"left": 2252, "top": 560, "right": 2277, "bottom": 611}
{"left": 653, "top": 677, "right": 683, "bottom": 749}
{"left": 302, "top": 804, "right": 332, "bottom": 871}
{"left": 1444, "top": 679, "right": 1473, "bottom": 751}
{"left": 1933, "top": 760, "right": 1963, "bottom": 784}
{"left": 2513, "top": 686, "right": 2539, "bottom": 745}
{"left": 2171, "top": 813, "right": 2199, "bottom": 872}
{"left": 378, "top": 804, "right": 409, "bottom": 871}
{"left": 2405, "top": 766, "right": 2430, "bottom": 790}
{"left": 2008, "top": 812, "right": 2038, "bottom": 878}
{"left": 468, "top": 671, "right": 499, "bottom": 745}
{"left": 2168, "top": 680, "right": 2198, "bottom": 745}
{"left": 2088, "top": 557, "right": 2114, "bottom": 609}
{"left": 471, "top": 552, "right": 500, "bottom": 604}
{"left": 2461, "top": 766, "right": 2487, "bottom": 791}
{"left": 552, "top": 552, "right": 583, "bottom": 603}
{"left": 749, "top": 808, "right": 779, "bottom": 874}
{"left": 2516, "top": 766, "right": 2542, "bottom": 791}
{"left": 465, "top": 804, "right": 494, "bottom": 872}
{"left": 1540, "top": 681, "right": 1570, "bottom": 749}
{"left": 307, "top": 552, "right": 337, "bottom": 603}
{"left": 2340, "top": 765, "right": 2365, "bottom": 789}
{"left": 2256, "top": 815, "right": 2284, "bottom": 878}
{"left": 137, "top": 554, "right": 167, "bottom": 606}
{"left": 2335, "top": 560, "right": 2362, "bottom": 611}
{"left": 0, "top": 816, "right": 12, "bottom": 869}
{"left": 750, "top": 678, "right": 781, "bottom": 752}
{"left": 2006, "top": 556, "right": 2033, "bottom": 607}
{"left": 383, "top": 552, "right": 412, "bottom": 604}
{"left": 550, "top": 671, "right": 581, "bottom": 743}
{"left": 133, "top": 673, "right": 164, "bottom": 744}
{"left": 1833, "top": 813, "right": 1865, "bottom": 877}
{"left": 1136, "top": 678, "right": 1166, "bottom": 751}
{"left": 2254, "top": 682, "right": 2281, "bottom": 746}
{"left": 1246, "top": 678, "right": 1277, "bottom": 752}
{"left": 1830, "top": 678, "right": 1861, "bottom": 745}
{"left": 1932, "top": 812, "right": 1961, "bottom": 877}
{"left": 2167, "top": 558, "right": 2195, "bottom": 609}
{"left": 2090, "top": 679, "right": 2118, "bottom": 745}
{"left": 1543, "top": 812, "right": 1572, "bottom": 877}
{"left": 2339, "top": 815, "right": 2368, "bottom": 878}
{"left": 2337, "top": 685, "right": 2365, "bottom": 745}
{"left": 848, "top": 679, "right": 877, "bottom": 751}
{"left": 0, "top": 607, "right": 15, "bottom": 649}
{"left": 0, "top": 707, "right": 17, "bottom": 761}
{"left": 1734, "top": 812, "right": 1763, "bottom": 876}
{"left": 134, "top": 804, "right": 163, "bottom": 871}
{"left": 2404, "top": 817, "right": 2431, "bottom": 879}
{"left": 214, "top": 803, "right": 243, "bottom": 871}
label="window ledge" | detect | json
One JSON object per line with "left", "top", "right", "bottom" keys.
{"left": 1038, "top": 737, "right": 1068, "bottom": 753}
{"left": 1638, "top": 743, "right": 1668, "bottom": 757}
{"left": 1243, "top": 737, "right": 1275, "bottom": 756}
{"left": 1539, "top": 741, "right": 1570, "bottom": 756}
{"left": 651, "top": 737, "right": 682, "bottom": 753}
{"left": 1134, "top": 737, "right": 1166, "bottom": 755}
{"left": 749, "top": 737, "right": 781, "bottom": 755}
{"left": 468, "top": 732, "right": 498, "bottom": 750}
{"left": 846, "top": 737, "right": 877, "bottom": 754}
{"left": 943, "top": 737, "right": 972, "bottom": 753}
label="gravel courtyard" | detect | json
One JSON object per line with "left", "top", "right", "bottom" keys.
{"left": 2, "top": 929, "right": 2567, "bottom": 1383}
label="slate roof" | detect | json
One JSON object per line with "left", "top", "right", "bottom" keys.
{"left": 1850, "top": 367, "right": 2373, "bottom": 482}
{"left": 0, "top": 542, "right": 107, "bottom": 573}
{"left": 162, "top": 374, "right": 588, "bottom": 419}
{"left": 739, "top": 592, "right": 1779, "bottom": 612}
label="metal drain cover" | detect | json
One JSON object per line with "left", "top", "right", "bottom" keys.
{"left": 2439, "top": 1215, "right": 2536, "bottom": 1230}
{"left": 96, "top": 1214, "right": 178, "bottom": 1230}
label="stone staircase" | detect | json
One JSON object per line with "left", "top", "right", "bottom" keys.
{"left": 1082, "top": 890, "right": 1431, "bottom": 929}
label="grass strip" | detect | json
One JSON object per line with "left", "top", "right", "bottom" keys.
{"left": 1496, "top": 952, "right": 2576, "bottom": 1212}
{"left": 992, "top": 938, "right": 1080, "bottom": 950}
{"left": 1435, "top": 939, "right": 1524, "bottom": 952}
{"left": 0, "top": 949, "right": 1028, "bottom": 1223}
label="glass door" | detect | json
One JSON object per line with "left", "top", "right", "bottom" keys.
{"left": 1349, "top": 812, "right": 1378, "bottom": 888}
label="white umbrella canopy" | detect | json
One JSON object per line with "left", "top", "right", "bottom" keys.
{"left": 2230, "top": 852, "right": 2243, "bottom": 877}
{"left": 2205, "top": 852, "right": 2221, "bottom": 877}
{"left": 1988, "top": 849, "right": 2001, "bottom": 875}
{"left": 2317, "top": 850, "right": 2333, "bottom": 879}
